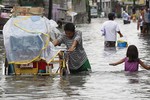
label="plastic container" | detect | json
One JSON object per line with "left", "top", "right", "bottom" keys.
{"left": 117, "top": 41, "right": 127, "bottom": 47}
{"left": 117, "top": 42, "right": 127, "bottom": 47}
{"left": 117, "top": 37, "right": 128, "bottom": 47}
{"left": 38, "top": 60, "right": 47, "bottom": 73}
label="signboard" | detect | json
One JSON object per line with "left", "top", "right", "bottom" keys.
{"left": 139, "top": 0, "right": 145, "bottom": 5}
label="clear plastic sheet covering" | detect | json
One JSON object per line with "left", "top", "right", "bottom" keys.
{"left": 3, "top": 16, "right": 60, "bottom": 64}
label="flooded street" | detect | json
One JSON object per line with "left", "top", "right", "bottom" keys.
{"left": 1, "top": 18, "right": 150, "bottom": 100}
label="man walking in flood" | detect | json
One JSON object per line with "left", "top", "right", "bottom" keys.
{"left": 101, "top": 12, "right": 123, "bottom": 47}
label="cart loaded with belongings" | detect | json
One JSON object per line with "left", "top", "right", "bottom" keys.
{"left": 3, "top": 6, "right": 69, "bottom": 76}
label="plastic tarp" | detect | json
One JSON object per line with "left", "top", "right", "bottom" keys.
{"left": 3, "top": 16, "right": 60, "bottom": 64}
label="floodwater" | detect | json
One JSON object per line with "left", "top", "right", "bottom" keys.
{"left": 1, "top": 18, "right": 150, "bottom": 100}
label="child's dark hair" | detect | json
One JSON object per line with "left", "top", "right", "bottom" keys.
{"left": 108, "top": 12, "right": 115, "bottom": 20}
{"left": 64, "top": 23, "right": 75, "bottom": 32}
{"left": 126, "top": 45, "right": 139, "bottom": 62}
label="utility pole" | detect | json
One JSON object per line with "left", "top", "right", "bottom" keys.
{"left": 133, "top": 0, "right": 136, "bottom": 5}
{"left": 48, "top": 0, "right": 52, "bottom": 19}
{"left": 97, "top": 0, "right": 102, "bottom": 18}
{"left": 87, "top": 0, "right": 91, "bottom": 23}
{"left": 132, "top": 0, "right": 136, "bottom": 14}
{"left": 100, "top": 0, "right": 102, "bottom": 13}
{"left": 146, "top": 0, "right": 149, "bottom": 8}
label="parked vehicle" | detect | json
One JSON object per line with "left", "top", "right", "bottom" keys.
{"left": 0, "top": 5, "right": 12, "bottom": 33}
{"left": 90, "top": 5, "right": 98, "bottom": 18}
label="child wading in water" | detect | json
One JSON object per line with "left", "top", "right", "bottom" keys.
{"left": 53, "top": 23, "right": 91, "bottom": 74}
{"left": 109, "top": 45, "right": 150, "bottom": 72}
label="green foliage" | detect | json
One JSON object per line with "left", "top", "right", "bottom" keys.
{"left": 0, "top": 0, "right": 3, "bottom": 4}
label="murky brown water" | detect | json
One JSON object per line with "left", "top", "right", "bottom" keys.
{"left": 0, "top": 18, "right": 150, "bottom": 100}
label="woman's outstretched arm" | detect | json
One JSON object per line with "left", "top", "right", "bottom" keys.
{"left": 109, "top": 58, "right": 126, "bottom": 66}
{"left": 139, "top": 59, "right": 150, "bottom": 70}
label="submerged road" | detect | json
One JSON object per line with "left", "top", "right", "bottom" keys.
{"left": 0, "top": 18, "right": 150, "bottom": 100}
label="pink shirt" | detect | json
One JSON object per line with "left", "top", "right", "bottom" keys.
{"left": 124, "top": 57, "right": 139, "bottom": 72}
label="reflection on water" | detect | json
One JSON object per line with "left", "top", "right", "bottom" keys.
{"left": 59, "top": 74, "right": 88, "bottom": 99}
{"left": 0, "top": 74, "right": 90, "bottom": 99}
{"left": 1, "top": 19, "right": 150, "bottom": 99}
{"left": 103, "top": 47, "right": 117, "bottom": 57}
{"left": 124, "top": 72, "right": 140, "bottom": 84}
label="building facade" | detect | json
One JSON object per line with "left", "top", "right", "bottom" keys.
{"left": 101, "top": 0, "right": 111, "bottom": 17}
{"left": 1, "top": 0, "right": 89, "bottom": 24}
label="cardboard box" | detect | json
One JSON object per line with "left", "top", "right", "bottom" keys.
{"left": 12, "top": 6, "right": 44, "bottom": 16}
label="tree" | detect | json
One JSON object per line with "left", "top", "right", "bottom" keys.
{"left": 0, "top": 0, "right": 3, "bottom": 4}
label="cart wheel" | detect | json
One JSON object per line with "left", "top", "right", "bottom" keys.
{"left": 4, "top": 57, "right": 8, "bottom": 75}
{"left": 62, "top": 68, "right": 67, "bottom": 76}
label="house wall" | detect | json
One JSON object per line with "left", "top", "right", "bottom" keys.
{"left": 52, "top": 0, "right": 89, "bottom": 24}
{"left": 101, "top": 0, "right": 111, "bottom": 17}
{"left": 1, "top": 0, "right": 89, "bottom": 23}
{"left": 72, "top": 0, "right": 89, "bottom": 23}
{"left": 1, "top": 0, "right": 49, "bottom": 17}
